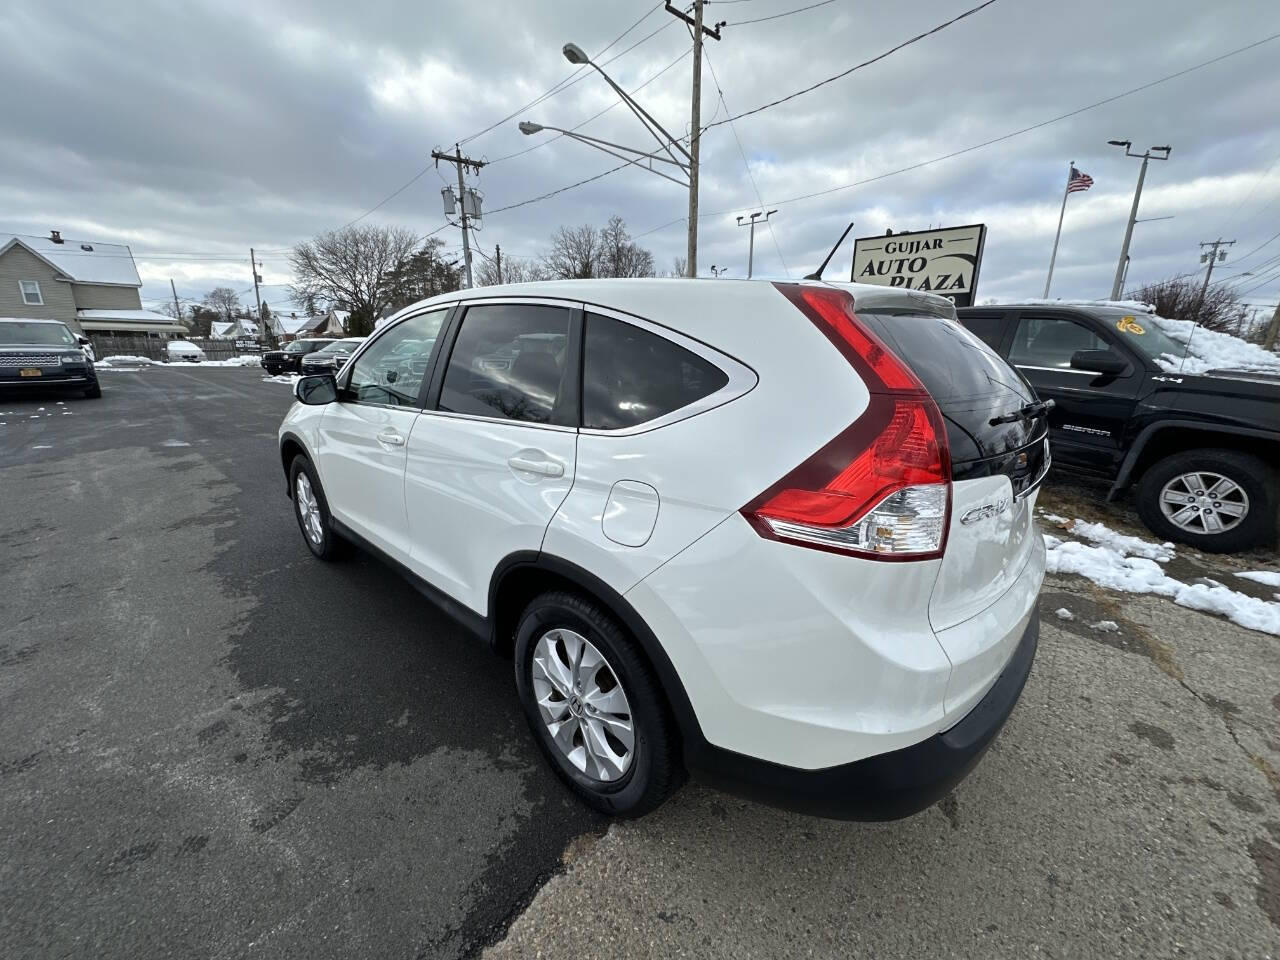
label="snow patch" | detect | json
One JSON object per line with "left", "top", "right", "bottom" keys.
{"left": 160, "top": 440, "right": 191, "bottom": 448}
{"left": 31, "top": 444, "right": 52, "bottom": 449}
{"left": 263, "top": 374, "right": 300, "bottom": 386}
{"left": 1067, "top": 519, "right": 1174, "bottom": 562}
{"left": 1144, "top": 313, "right": 1280, "bottom": 376}
{"left": 1237, "top": 570, "right": 1280, "bottom": 588}
{"left": 1054, "top": 608, "right": 1074, "bottom": 621}
{"left": 1039, "top": 512, "right": 1068, "bottom": 524}
{"left": 1045, "top": 532, "right": 1280, "bottom": 636}
{"left": 1089, "top": 620, "right": 1120, "bottom": 633}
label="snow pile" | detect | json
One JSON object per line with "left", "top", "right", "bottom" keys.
{"left": 1144, "top": 313, "right": 1280, "bottom": 376}
{"left": 263, "top": 374, "right": 300, "bottom": 385}
{"left": 1237, "top": 570, "right": 1280, "bottom": 588}
{"left": 96, "top": 355, "right": 157, "bottom": 366}
{"left": 1054, "top": 608, "right": 1074, "bottom": 621}
{"left": 1044, "top": 525, "right": 1280, "bottom": 636}
{"left": 1089, "top": 620, "right": 1120, "bottom": 633}
{"left": 1019, "top": 298, "right": 1156, "bottom": 313}
{"left": 1066, "top": 519, "right": 1174, "bottom": 562}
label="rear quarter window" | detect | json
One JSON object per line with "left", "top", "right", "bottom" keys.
{"left": 582, "top": 313, "right": 728, "bottom": 430}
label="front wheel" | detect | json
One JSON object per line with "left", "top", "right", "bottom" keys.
{"left": 288, "top": 456, "right": 351, "bottom": 560}
{"left": 1136, "top": 448, "right": 1277, "bottom": 553}
{"left": 514, "top": 591, "right": 681, "bottom": 817}
{"left": 83, "top": 381, "right": 102, "bottom": 399}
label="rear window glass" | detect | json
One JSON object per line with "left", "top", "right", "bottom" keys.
{"left": 583, "top": 313, "right": 728, "bottom": 430}
{"left": 859, "top": 310, "right": 1030, "bottom": 405}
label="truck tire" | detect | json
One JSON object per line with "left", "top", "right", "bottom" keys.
{"left": 1136, "top": 448, "right": 1277, "bottom": 553}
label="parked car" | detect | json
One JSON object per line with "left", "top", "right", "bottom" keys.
{"left": 0, "top": 318, "right": 101, "bottom": 398}
{"left": 957, "top": 302, "right": 1279, "bottom": 553}
{"left": 164, "top": 340, "right": 206, "bottom": 363}
{"left": 278, "top": 280, "right": 1047, "bottom": 819}
{"left": 299, "top": 337, "right": 365, "bottom": 376}
{"left": 261, "top": 338, "right": 337, "bottom": 375}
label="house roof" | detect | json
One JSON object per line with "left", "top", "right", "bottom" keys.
{"left": 1, "top": 234, "right": 142, "bottom": 287}
{"left": 211, "top": 321, "right": 234, "bottom": 337}
{"left": 76, "top": 308, "right": 187, "bottom": 333}
{"left": 274, "top": 313, "right": 317, "bottom": 335}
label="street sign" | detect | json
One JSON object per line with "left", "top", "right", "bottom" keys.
{"left": 851, "top": 224, "right": 987, "bottom": 307}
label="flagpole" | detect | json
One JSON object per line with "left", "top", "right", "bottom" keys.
{"left": 1043, "top": 160, "right": 1073, "bottom": 298}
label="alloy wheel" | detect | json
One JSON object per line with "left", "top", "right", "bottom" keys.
{"left": 1158, "top": 470, "right": 1249, "bottom": 535}
{"left": 295, "top": 473, "right": 324, "bottom": 545}
{"left": 530, "top": 628, "right": 635, "bottom": 782}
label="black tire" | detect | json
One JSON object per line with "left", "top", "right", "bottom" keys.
{"left": 514, "top": 591, "right": 681, "bottom": 817}
{"left": 83, "top": 381, "right": 102, "bottom": 399}
{"left": 1136, "top": 448, "right": 1277, "bottom": 553}
{"left": 287, "top": 455, "right": 351, "bottom": 560}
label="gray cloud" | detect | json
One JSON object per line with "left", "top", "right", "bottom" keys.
{"left": 2, "top": 0, "right": 1277, "bottom": 314}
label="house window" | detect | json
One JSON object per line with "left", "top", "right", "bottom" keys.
{"left": 19, "top": 280, "right": 43, "bottom": 306}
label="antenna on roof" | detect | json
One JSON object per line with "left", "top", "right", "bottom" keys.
{"left": 49, "top": 229, "right": 63, "bottom": 244}
{"left": 804, "top": 222, "right": 854, "bottom": 281}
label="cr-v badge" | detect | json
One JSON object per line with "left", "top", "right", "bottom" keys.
{"left": 960, "top": 498, "right": 1010, "bottom": 525}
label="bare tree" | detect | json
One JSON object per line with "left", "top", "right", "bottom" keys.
{"left": 599, "top": 215, "right": 655, "bottom": 278}
{"left": 1126, "top": 276, "right": 1250, "bottom": 333}
{"left": 540, "top": 217, "right": 655, "bottom": 279}
{"left": 475, "top": 254, "right": 551, "bottom": 286}
{"left": 290, "top": 224, "right": 419, "bottom": 336}
{"left": 668, "top": 256, "right": 688, "bottom": 278}
{"left": 542, "top": 224, "right": 600, "bottom": 279}
{"left": 203, "top": 286, "right": 240, "bottom": 321}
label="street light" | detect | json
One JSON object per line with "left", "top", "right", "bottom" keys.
{"left": 520, "top": 40, "right": 695, "bottom": 261}
{"left": 735, "top": 209, "right": 777, "bottom": 278}
{"left": 1107, "top": 139, "right": 1172, "bottom": 299}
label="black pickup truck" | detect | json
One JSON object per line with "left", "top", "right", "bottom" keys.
{"left": 957, "top": 302, "right": 1279, "bottom": 553}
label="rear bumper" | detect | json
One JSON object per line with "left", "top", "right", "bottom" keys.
{"left": 689, "top": 610, "right": 1038, "bottom": 820}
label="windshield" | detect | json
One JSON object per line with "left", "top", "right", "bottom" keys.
{"left": 316, "top": 339, "right": 362, "bottom": 355}
{"left": 285, "top": 342, "right": 307, "bottom": 353}
{"left": 1093, "top": 309, "right": 1185, "bottom": 362}
{"left": 0, "top": 322, "right": 76, "bottom": 347}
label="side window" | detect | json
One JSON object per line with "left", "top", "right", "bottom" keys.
{"left": 956, "top": 312, "right": 1007, "bottom": 352}
{"left": 439, "top": 304, "right": 572, "bottom": 425}
{"left": 344, "top": 310, "right": 447, "bottom": 406}
{"left": 1009, "top": 316, "right": 1108, "bottom": 369}
{"left": 583, "top": 313, "right": 729, "bottom": 430}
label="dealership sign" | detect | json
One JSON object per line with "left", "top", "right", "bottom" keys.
{"left": 850, "top": 224, "right": 987, "bottom": 307}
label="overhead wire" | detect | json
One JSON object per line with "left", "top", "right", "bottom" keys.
{"left": 725, "top": 0, "right": 844, "bottom": 27}
{"left": 634, "top": 33, "right": 1280, "bottom": 235}
{"left": 704, "top": 0, "right": 999, "bottom": 130}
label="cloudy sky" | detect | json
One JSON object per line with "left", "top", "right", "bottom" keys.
{"left": 3, "top": 0, "right": 1278, "bottom": 317}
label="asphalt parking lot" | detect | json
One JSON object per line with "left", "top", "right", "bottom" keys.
{"left": 2, "top": 367, "right": 1278, "bottom": 959}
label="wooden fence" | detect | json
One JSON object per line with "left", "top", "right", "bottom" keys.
{"left": 87, "top": 335, "right": 262, "bottom": 362}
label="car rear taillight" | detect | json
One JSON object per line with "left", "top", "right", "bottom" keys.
{"left": 741, "top": 284, "right": 951, "bottom": 560}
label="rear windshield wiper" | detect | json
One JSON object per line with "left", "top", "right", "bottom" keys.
{"left": 989, "top": 398, "right": 1054, "bottom": 426}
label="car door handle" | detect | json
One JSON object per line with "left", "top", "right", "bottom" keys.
{"left": 507, "top": 456, "right": 564, "bottom": 478}
{"left": 376, "top": 430, "right": 405, "bottom": 446}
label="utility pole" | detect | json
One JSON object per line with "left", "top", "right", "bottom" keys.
{"left": 665, "top": 2, "right": 722, "bottom": 277}
{"left": 170, "top": 278, "right": 182, "bottom": 327}
{"left": 433, "top": 144, "right": 486, "bottom": 288}
{"left": 1107, "top": 141, "right": 1171, "bottom": 299}
{"left": 1263, "top": 301, "right": 1280, "bottom": 352}
{"left": 1196, "top": 237, "right": 1235, "bottom": 304}
{"left": 736, "top": 209, "right": 777, "bottom": 278}
{"left": 250, "top": 247, "right": 272, "bottom": 346}
{"left": 495, "top": 243, "right": 503, "bottom": 284}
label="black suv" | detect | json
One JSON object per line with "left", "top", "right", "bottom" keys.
{"left": 957, "top": 303, "right": 1279, "bottom": 553}
{"left": 261, "top": 338, "right": 336, "bottom": 375}
{"left": 0, "top": 318, "right": 101, "bottom": 398}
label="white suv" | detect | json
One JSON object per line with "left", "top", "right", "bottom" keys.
{"left": 278, "top": 280, "right": 1047, "bottom": 819}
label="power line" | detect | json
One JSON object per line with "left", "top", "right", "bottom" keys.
{"left": 705, "top": 0, "right": 999, "bottom": 130}
{"left": 726, "top": 0, "right": 844, "bottom": 27}
{"left": 702, "top": 48, "right": 790, "bottom": 276}
{"left": 458, "top": 2, "right": 666, "bottom": 146}
{"left": 487, "top": 46, "right": 691, "bottom": 166}
{"left": 486, "top": 160, "right": 640, "bottom": 216}
{"left": 1232, "top": 228, "right": 1280, "bottom": 265}
{"left": 1214, "top": 148, "right": 1280, "bottom": 237}
{"left": 635, "top": 32, "right": 1280, "bottom": 234}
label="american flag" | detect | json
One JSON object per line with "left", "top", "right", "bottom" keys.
{"left": 1067, "top": 165, "right": 1094, "bottom": 193}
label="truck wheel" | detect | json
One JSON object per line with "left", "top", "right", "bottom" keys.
{"left": 1136, "top": 449, "right": 1276, "bottom": 553}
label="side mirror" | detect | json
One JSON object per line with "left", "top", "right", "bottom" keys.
{"left": 295, "top": 374, "right": 337, "bottom": 405}
{"left": 77, "top": 335, "right": 90, "bottom": 345}
{"left": 1070, "top": 349, "right": 1127, "bottom": 376}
